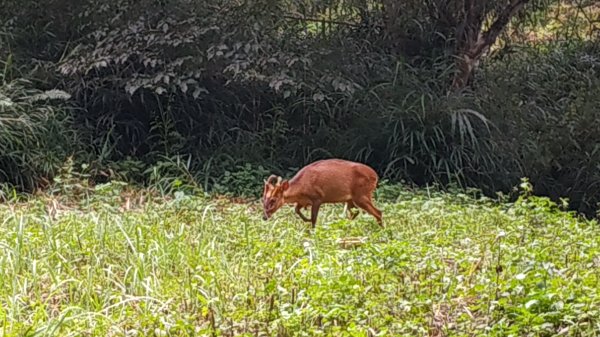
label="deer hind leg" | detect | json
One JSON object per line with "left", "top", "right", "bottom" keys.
{"left": 353, "top": 196, "right": 383, "bottom": 228}
{"left": 346, "top": 201, "right": 359, "bottom": 220}
{"left": 310, "top": 201, "right": 322, "bottom": 229}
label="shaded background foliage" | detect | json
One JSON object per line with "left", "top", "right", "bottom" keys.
{"left": 0, "top": 0, "right": 599, "bottom": 214}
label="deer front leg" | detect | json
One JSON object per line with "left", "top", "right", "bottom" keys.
{"left": 295, "top": 204, "right": 311, "bottom": 222}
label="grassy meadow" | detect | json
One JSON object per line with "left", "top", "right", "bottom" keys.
{"left": 0, "top": 181, "right": 599, "bottom": 336}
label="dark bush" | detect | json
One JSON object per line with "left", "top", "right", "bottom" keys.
{"left": 1, "top": 0, "right": 599, "bottom": 216}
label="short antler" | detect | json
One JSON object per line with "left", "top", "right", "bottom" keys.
{"left": 265, "top": 175, "right": 280, "bottom": 186}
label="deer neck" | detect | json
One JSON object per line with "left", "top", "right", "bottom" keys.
{"left": 283, "top": 181, "right": 305, "bottom": 204}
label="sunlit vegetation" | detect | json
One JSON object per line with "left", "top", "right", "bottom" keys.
{"left": 1, "top": 178, "right": 599, "bottom": 336}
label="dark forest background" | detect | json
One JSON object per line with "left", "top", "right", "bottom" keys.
{"left": 0, "top": 0, "right": 599, "bottom": 215}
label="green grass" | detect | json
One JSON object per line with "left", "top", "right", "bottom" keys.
{"left": 1, "top": 182, "right": 599, "bottom": 336}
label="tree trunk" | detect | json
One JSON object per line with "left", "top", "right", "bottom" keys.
{"left": 452, "top": 0, "right": 531, "bottom": 90}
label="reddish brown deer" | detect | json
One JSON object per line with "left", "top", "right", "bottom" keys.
{"left": 262, "top": 159, "right": 383, "bottom": 228}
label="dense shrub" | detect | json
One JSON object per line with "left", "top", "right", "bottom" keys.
{"left": 477, "top": 42, "right": 600, "bottom": 213}
{"left": 0, "top": 77, "right": 79, "bottom": 191}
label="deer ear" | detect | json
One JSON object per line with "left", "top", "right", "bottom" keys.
{"left": 281, "top": 180, "right": 289, "bottom": 191}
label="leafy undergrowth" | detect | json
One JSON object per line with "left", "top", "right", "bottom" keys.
{"left": 0, "top": 183, "right": 599, "bottom": 336}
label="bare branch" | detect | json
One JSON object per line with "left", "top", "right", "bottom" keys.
{"left": 473, "top": 0, "right": 531, "bottom": 57}
{"left": 282, "top": 14, "right": 360, "bottom": 28}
